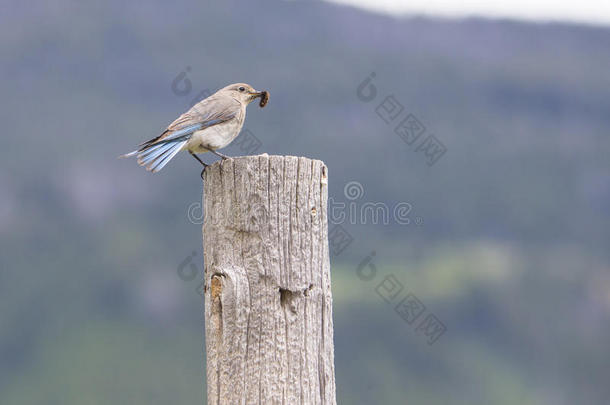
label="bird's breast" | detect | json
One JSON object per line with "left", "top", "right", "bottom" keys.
{"left": 186, "top": 120, "right": 243, "bottom": 152}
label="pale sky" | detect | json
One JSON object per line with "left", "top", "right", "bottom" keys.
{"left": 325, "top": 0, "right": 610, "bottom": 26}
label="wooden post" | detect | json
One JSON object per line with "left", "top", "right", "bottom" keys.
{"left": 202, "top": 155, "right": 336, "bottom": 405}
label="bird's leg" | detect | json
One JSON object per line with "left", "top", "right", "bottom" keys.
{"left": 190, "top": 152, "right": 208, "bottom": 167}
{"left": 190, "top": 153, "right": 208, "bottom": 179}
{"left": 208, "top": 149, "right": 230, "bottom": 160}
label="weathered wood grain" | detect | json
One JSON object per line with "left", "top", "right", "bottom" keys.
{"left": 202, "top": 155, "right": 336, "bottom": 405}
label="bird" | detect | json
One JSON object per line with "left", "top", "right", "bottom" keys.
{"left": 121, "top": 83, "right": 268, "bottom": 176}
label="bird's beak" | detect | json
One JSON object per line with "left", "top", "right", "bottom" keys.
{"left": 249, "top": 89, "right": 269, "bottom": 107}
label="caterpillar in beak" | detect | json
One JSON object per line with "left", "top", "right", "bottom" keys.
{"left": 259, "top": 91, "right": 269, "bottom": 108}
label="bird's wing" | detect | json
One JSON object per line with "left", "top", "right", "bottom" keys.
{"left": 138, "top": 96, "right": 241, "bottom": 148}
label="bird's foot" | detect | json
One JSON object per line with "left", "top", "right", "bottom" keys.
{"left": 190, "top": 152, "right": 208, "bottom": 180}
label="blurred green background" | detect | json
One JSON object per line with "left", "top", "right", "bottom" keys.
{"left": 2, "top": 0, "right": 610, "bottom": 404}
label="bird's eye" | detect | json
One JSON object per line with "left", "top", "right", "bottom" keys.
{"left": 238, "top": 86, "right": 245, "bottom": 92}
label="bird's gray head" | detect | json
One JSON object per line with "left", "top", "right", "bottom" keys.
{"left": 220, "top": 83, "right": 263, "bottom": 105}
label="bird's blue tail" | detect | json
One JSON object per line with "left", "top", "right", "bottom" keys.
{"left": 121, "top": 139, "right": 188, "bottom": 173}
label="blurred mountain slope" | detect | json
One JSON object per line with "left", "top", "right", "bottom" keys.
{"left": 1, "top": 1, "right": 610, "bottom": 404}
